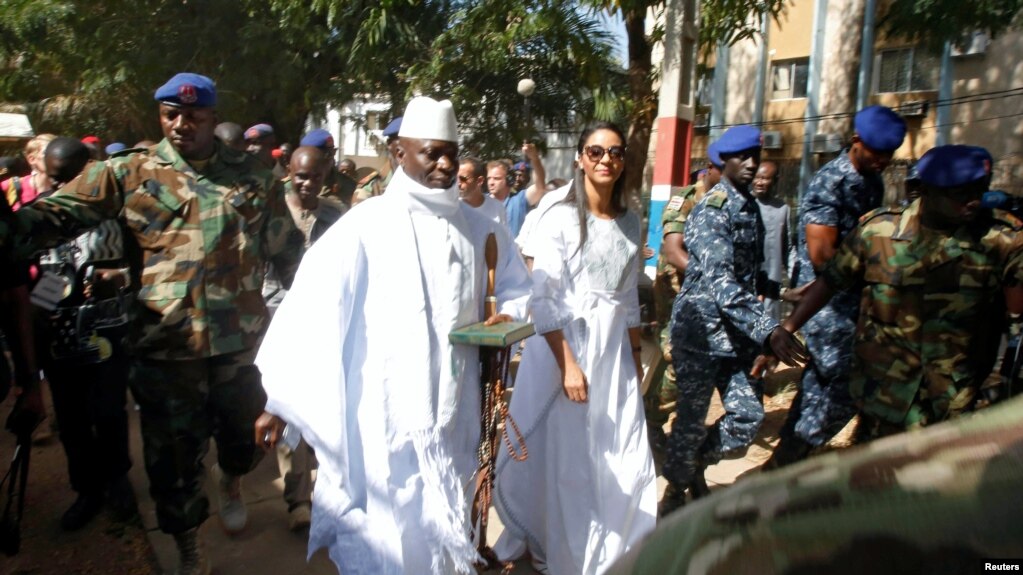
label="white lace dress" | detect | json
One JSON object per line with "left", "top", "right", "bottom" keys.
{"left": 493, "top": 203, "right": 657, "bottom": 575}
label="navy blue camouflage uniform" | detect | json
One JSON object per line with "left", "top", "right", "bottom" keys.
{"left": 781, "top": 152, "right": 884, "bottom": 446}
{"left": 664, "top": 177, "right": 779, "bottom": 487}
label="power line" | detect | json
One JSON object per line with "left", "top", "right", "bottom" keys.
{"left": 705, "top": 85, "right": 1023, "bottom": 130}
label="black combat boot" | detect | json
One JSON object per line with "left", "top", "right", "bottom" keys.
{"left": 658, "top": 482, "right": 687, "bottom": 518}
{"left": 172, "top": 527, "right": 211, "bottom": 575}
{"left": 61, "top": 492, "right": 104, "bottom": 531}
{"left": 762, "top": 435, "right": 813, "bottom": 471}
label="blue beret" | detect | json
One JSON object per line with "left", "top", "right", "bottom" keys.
{"left": 300, "top": 129, "right": 335, "bottom": 149}
{"left": 714, "top": 126, "right": 761, "bottom": 155}
{"left": 854, "top": 105, "right": 906, "bottom": 152}
{"left": 382, "top": 117, "right": 403, "bottom": 138}
{"left": 981, "top": 190, "right": 1009, "bottom": 209}
{"left": 244, "top": 124, "right": 274, "bottom": 139}
{"left": 707, "top": 141, "right": 723, "bottom": 168}
{"left": 154, "top": 73, "right": 216, "bottom": 107}
{"left": 917, "top": 145, "right": 993, "bottom": 188}
{"left": 104, "top": 142, "right": 126, "bottom": 155}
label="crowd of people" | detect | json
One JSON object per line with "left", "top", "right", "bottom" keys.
{"left": 1, "top": 70, "right": 1021, "bottom": 575}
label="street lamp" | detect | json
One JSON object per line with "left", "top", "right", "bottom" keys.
{"left": 517, "top": 78, "right": 536, "bottom": 143}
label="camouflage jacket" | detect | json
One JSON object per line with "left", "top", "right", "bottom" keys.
{"left": 822, "top": 200, "right": 1023, "bottom": 427}
{"left": 607, "top": 394, "right": 1023, "bottom": 574}
{"left": 3, "top": 139, "right": 304, "bottom": 360}
{"left": 655, "top": 181, "right": 706, "bottom": 297}
{"left": 671, "top": 177, "right": 777, "bottom": 357}
{"left": 795, "top": 152, "right": 884, "bottom": 288}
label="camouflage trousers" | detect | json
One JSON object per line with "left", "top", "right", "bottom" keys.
{"left": 642, "top": 322, "right": 677, "bottom": 428}
{"left": 129, "top": 349, "right": 267, "bottom": 534}
{"left": 779, "top": 299, "right": 858, "bottom": 447}
{"left": 662, "top": 351, "right": 764, "bottom": 488}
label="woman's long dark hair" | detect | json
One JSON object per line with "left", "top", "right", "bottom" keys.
{"left": 562, "top": 121, "right": 628, "bottom": 252}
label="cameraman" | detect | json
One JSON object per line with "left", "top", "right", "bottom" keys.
{"left": 28, "top": 137, "right": 135, "bottom": 531}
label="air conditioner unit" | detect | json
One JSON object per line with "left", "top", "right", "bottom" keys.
{"left": 811, "top": 133, "right": 842, "bottom": 154}
{"left": 898, "top": 100, "right": 929, "bottom": 117}
{"left": 762, "top": 131, "right": 783, "bottom": 150}
{"left": 693, "top": 113, "right": 709, "bottom": 131}
{"left": 951, "top": 31, "right": 990, "bottom": 58}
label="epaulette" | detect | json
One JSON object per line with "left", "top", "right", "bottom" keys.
{"left": 991, "top": 208, "right": 1023, "bottom": 231}
{"left": 705, "top": 190, "right": 728, "bottom": 209}
{"left": 858, "top": 204, "right": 902, "bottom": 224}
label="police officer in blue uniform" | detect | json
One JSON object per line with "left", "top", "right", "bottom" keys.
{"left": 765, "top": 105, "right": 907, "bottom": 469}
{"left": 660, "top": 126, "right": 808, "bottom": 515}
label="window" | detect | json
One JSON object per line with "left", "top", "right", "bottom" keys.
{"left": 876, "top": 47, "right": 939, "bottom": 93}
{"left": 771, "top": 58, "right": 809, "bottom": 100}
{"left": 696, "top": 68, "right": 714, "bottom": 108}
{"left": 365, "top": 111, "right": 382, "bottom": 131}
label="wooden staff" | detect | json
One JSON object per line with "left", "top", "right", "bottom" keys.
{"left": 471, "top": 233, "right": 526, "bottom": 571}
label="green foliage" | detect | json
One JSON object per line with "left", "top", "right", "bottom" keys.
{"left": 879, "top": 0, "right": 1023, "bottom": 50}
{"left": 409, "top": 0, "right": 626, "bottom": 158}
{"left": 700, "top": 0, "right": 788, "bottom": 50}
{"left": 0, "top": 0, "right": 323, "bottom": 143}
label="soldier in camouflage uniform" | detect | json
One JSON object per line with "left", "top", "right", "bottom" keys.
{"left": 766, "top": 105, "right": 906, "bottom": 469}
{"left": 774, "top": 145, "right": 1023, "bottom": 438}
{"left": 0, "top": 73, "right": 304, "bottom": 575}
{"left": 607, "top": 392, "right": 1023, "bottom": 575}
{"left": 644, "top": 149, "right": 721, "bottom": 450}
{"left": 661, "top": 126, "right": 807, "bottom": 516}
{"left": 303, "top": 128, "right": 357, "bottom": 207}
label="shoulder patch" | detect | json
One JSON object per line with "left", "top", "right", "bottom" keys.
{"left": 705, "top": 190, "right": 728, "bottom": 209}
{"left": 666, "top": 195, "right": 685, "bottom": 211}
{"left": 992, "top": 208, "right": 1023, "bottom": 231}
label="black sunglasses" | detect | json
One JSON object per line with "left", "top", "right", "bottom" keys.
{"left": 583, "top": 144, "right": 626, "bottom": 163}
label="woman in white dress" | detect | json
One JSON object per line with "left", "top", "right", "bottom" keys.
{"left": 493, "top": 123, "right": 656, "bottom": 574}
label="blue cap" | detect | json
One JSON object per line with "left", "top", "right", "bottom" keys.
{"left": 981, "top": 190, "right": 1009, "bottom": 209}
{"left": 382, "top": 117, "right": 403, "bottom": 138}
{"left": 104, "top": 142, "right": 126, "bottom": 155}
{"left": 854, "top": 105, "right": 906, "bottom": 152}
{"left": 707, "top": 141, "right": 723, "bottom": 168}
{"left": 244, "top": 124, "right": 274, "bottom": 140}
{"left": 714, "top": 126, "right": 762, "bottom": 155}
{"left": 512, "top": 161, "right": 530, "bottom": 172}
{"left": 300, "top": 129, "right": 335, "bottom": 149}
{"left": 153, "top": 73, "right": 216, "bottom": 107}
{"left": 916, "top": 145, "right": 993, "bottom": 188}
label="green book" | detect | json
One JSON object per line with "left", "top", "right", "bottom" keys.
{"left": 449, "top": 321, "right": 535, "bottom": 347}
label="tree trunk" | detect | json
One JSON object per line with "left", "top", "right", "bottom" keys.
{"left": 623, "top": 8, "right": 656, "bottom": 218}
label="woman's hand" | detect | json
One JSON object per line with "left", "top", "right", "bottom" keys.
{"left": 562, "top": 359, "right": 589, "bottom": 403}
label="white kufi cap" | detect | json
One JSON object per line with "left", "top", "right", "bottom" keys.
{"left": 398, "top": 96, "right": 458, "bottom": 142}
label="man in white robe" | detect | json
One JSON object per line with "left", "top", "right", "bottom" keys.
{"left": 254, "top": 96, "right": 531, "bottom": 575}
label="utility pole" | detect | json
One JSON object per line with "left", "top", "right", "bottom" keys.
{"left": 856, "top": 0, "right": 877, "bottom": 111}
{"left": 936, "top": 41, "right": 953, "bottom": 146}
{"left": 799, "top": 0, "right": 829, "bottom": 200}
